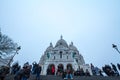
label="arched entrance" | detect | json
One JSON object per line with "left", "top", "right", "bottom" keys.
{"left": 67, "top": 64, "right": 73, "bottom": 70}
{"left": 57, "top": 64, "right": 64, "bottom": 75}
{"left": 47, "top": 64, "right": 55, "bottom": 75}
{"left": 66, "top": 64, "right": 74, "bottom": 73}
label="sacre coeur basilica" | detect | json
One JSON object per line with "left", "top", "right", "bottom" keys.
{"left": 39, "top": 36, "right": 92, "bottom": 75}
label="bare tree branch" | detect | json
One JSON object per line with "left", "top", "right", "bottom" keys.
{"left": 0, "top": 29, "right": 18, "bottom": 58}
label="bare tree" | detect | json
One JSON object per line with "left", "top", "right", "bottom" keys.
{"left": 0, "top": 29, "right": 19, "bottom": 58}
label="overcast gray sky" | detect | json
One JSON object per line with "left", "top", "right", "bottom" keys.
{"left": 0, "top": 0, "right": 120, "bottom": 68}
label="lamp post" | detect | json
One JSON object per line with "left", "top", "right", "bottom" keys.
{"left": 7, "top": 46, "right": 21, "bottom": 67}
{"left": 112, "top": 44, "right": 120, "bottom": 54}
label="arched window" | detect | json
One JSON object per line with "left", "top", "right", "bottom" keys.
{"left": 67, "top": 56, "right": 68, "bottom": 59}
{"left": 72, "top": 52, "right": 76, "bottom": 58}
{"left": 60, "top": 51, "right": 62, "bottom": 58}
{"left": 60, "top": 42, "right": 62, "bottom": 45}
{"left": 76, "top": 59, "right": 78, "bottom": 63}
{"left": 47, "top": 53, "right": 50, "bottom": 59}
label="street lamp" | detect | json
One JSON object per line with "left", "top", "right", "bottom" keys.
{"left": 7, "top": 46, "right": 21, "bottom": 67}
{"left": 112, "top": 44, "right": 120, "bottom": 54}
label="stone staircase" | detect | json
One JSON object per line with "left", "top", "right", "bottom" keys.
{"left": 5, "top": 75, "right": 120, "bottom": 80}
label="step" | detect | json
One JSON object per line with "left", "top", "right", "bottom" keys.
{"left": 5, "top": 74, "right": 120, "bottom": 80}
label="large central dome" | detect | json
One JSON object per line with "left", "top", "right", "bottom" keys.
{"left": 55, "top": 36, "right": 68, "bottom": 48}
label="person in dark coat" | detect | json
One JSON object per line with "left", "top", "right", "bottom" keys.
{"left": 90, "top": 63, "right": 96, "bottom": 75}
{"left": 35, "top": 64, "right": 41, "bottom": 80}
{"left": 32, "top": 62, "right": 38, "bottom": 74}
{"left": 14, "top": 69, "right": 24, "bottom": 80}
{"left": 11, "top": 62, "right": 21, "bottom": 75}
{"left": 102, "top": 65, "right": 114, "bottom": 76}
{"left": 85, "top": 69, "right": 91, "bottom": 76}
{"left": 64, "top": 68, "right": 73, "bottom": 79}
{"left": 22, "top": 64, "right": 31, "bottom": 80}
{"left": 0, "top": 66, "right": 9, "bottom": 80}
{"left": 111, "top": 63, "right": 119, "bottom": 76}
{"left": 117, "top": 63, "right": 120, "bottom": 70}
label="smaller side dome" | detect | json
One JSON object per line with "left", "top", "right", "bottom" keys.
{"left": 46, "top": 42, "right": 53, "bottom": 51}
{"left": 69, "top": 42, "right": 78, "bottom": 50}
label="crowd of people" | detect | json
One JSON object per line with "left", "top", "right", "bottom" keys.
{"left": 74, "top": 68, "right": 91, "bottom": 76}
{"left": 102, "top": 63, "right": 120, "bottom": 76}
{"left": 46, "top": 63, "right": 120, "bottom": 79}
{"left": 0, "top": 62, "right": 120, "bottom": 80}
{"left": 91, "top": 63, "right": 120, "bottom": 76}
{"left": 0, "top": 62, "right": 41, "bottom": 80}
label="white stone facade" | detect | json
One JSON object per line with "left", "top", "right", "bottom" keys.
{"left": 39, "top": 36, "right": 92, "bottom": 75}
